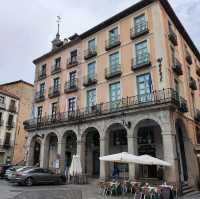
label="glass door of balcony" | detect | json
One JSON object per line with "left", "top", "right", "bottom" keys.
{"left": 134, "top": 14, "right": 146, "bottom": 35}
{"left": 69, "top": 71, "right": 76, "bottom": 88}
{"left": 109, "top": 52, "right": 119, "bottom": 74}
{"left": 87, "top": 89, "right": 96, "bottom": 113}
{"left": 137, "top": 73, "right": 152, "bottom": 103}
{"left": 88, "top": 62, "right": 95, "bottom": 81}
{"left": 109, "top": 27, "right": 118, "bottom": 45}
{"left": 109, "top": 82, "right": 121, "bottom": 110}
{"left": 135, "top": 41, "right": 148, "bottom": 66}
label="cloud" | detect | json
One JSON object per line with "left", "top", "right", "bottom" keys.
{"left": 0, "top": 0, "right": 199, "bottom": 84}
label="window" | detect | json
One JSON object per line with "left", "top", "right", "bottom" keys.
{"left": 53, "top": 77, "right": 60, "bottom": 90}
{"left": 109, "top": 27, "right": 119, "bottom": 43}
{"left": 54, "top": 57, "right": 61, "bottom": 68}
{"left": 41, "top": 64, "right": 46, "bottom": 75}
{"left": 0, "top": 96, "right": 4, "bottom": 104}
{"left": 70, "top": 50, "right": 77, "bottom": 62}
{"left": 37, "top": 106, "right": 43, "bottom": 119}
{"left": 109, "top": 82, "right": 121, "bottom": 109}
{"left": 87, "top": 89, "right": 96, "bottom": 107}
{"left": 68, "top": 97, "right": 76, "bottom": 112}
{"left": 135, "top": 40, "right": 148, "bottom": 65}
{"left": 196, "top": 128, "right": 200, "bottom": 144}
{"left": 40, "top": 83, "right": 45, "bottom": 95}
{"left": 134, "top": 14, "right": 146, "bottom": 34}
{"left": 88, "top": 39, "right": 96, "bottom": 50}
{"left": 188, "top": 66, "right": 191, "bottom": 81}
{"left": 137, "top": 73, "right": 152, "bottom": 102}
{"left": 4, "top": 133, "right": 11, "bottom": 145}
{"left": 171, "top": 46, "right": 175, "bottom": 66}
{"left": 168, "top": 21, "right": 173, "bottom": 32}
{"left": 109, "top": 52, "right": 119, "bottom": 73}
{"left": 10, "top": 100, "right": 15, "bottom": 107}
{"left": 192, "top": 93, "right": 196, "bottom": 115}
{"left": 88, "top": 62, "right": 96, "bottom": 80}
{"left": 51, "top": 102, "right": 58, "bottom": 117}
{"left": 174, "top": 79, "right": 180, "bottom": 96}
{"left": 0, "top": 112, "right": 2, "bottom": 123}
{"left": 69, "top": 71, "right": 76, "bottom": 87}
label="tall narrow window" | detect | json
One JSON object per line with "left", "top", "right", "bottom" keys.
{"left": 51, "top": 102, "right": 58, "bottom": 118}
{"left": 192, "top": 93, "right": 196, "bottom": 116}
{"left": 134, "top": 14, "right": 146, "bottom": 35}
{"left": 40, "top": 83, "right": 45, "bottom": 95}
{"left": 0, "top": 112, "right": 2, "bottom": 125}
{"left": 41, "top": 64, "right": 46, "bottom": 75}
{"left": 109, "top": 82, "right": 121, "bottom": 109}
{"left": 37, "top": 106, "right": 43, "bottom": 119}
{"left": 135, "top": 40, "right": 148, "bottom": 66}
{"left": 69, "top": 71, "right": 76, "bottom": 88}
{"left": 53, "top": 77, "right": 60, "bottom": 90}
{"left": 88, "top": 39, "right": 96, "bottom": 51}
{"left": 88, "top": 62, "right": 96, "bottom": 80}
{"left": 171, "top": 46, "right": 175, "bottom": 66}
{"left": 174, "top": 79, "right": 179, "bottom": 95}
{"left": 109, "top": 27, "right": 118, "bottom": 43}
{"left": 137, "top": 73, "right": 152, "bottom": 102}
{"left": 54, "top": 57, "right": 61, "bottom": 69}
{"left": 109, "top": 52, "right": 119, "bottom": 73}
{"left": 7, "top": 114, "right": 13, "bottom": 126}
{"left": 4, "top": 133, "right": 11, "bottom": 146}
{"left": 68, "top": 97, "right": 76, "bottom": 112}
{"left": 0, "top": 96, "right": 5, "bottom": 105}
{"left": 87, "top": 89, "right": 96, "bottom": 107}
{"left": 70, "top": 50, "right": 77, "bottom": 63}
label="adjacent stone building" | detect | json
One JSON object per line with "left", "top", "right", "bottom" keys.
{"left": 24, "top": 0, "right": 200, "bottom": 190}
{"left": 1, "top": 80, "right": 34, "bottom": 164}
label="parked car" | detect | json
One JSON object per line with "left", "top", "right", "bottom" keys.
{"left": 5, "top": 165, "right": 23, "bottom": 180}
{"left": 0, "top": 164, "right": 12, "bottom": 178}
{"left": 15, "top": 167, "right": 66, "bottom": 186}
{"left": 7, "top": 166, "right": 33, "bottom": 182}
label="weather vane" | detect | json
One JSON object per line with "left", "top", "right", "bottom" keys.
{"left": 56, "top": 16, "right": 61, "bottom": 35}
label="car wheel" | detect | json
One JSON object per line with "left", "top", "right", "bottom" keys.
{"left": 25, "top": 177, "right": 33, "bottom": 186}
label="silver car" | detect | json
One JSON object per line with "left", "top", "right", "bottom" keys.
{"left": 15, "top": 167, "right": 66, "bottom": 186}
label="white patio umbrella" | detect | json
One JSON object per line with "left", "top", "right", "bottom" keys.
{"left": 69, "top": 155, "right": 82, "bottom": 176}
{"left": 138, "top": 155, "right": 171, "bottom": 167}
{"left": 99, "top": 152, "right": 144, "bottom": 164}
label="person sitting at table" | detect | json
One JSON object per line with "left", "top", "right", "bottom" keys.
{"left": 112, "top": 164, "right": 120, "bottom": 180}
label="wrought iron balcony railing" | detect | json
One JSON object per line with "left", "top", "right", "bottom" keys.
{"left": 168, "top": 28, "right": 178, "bottom": 46}
{"left": 185, "top": 50, "right": 193, "bottom": 65}
{"left": 24, "top": 88, "right": 189, "bottom": 130}
{"left": 172, "top": 58, "right": 183, "bottom": 76}
{"left": 105, "top": 35, "right": 121, "bottom": 51}
{"left": 84, "top": 48, "right": 97, "bottom": 60}
{"left": 189, "top": 77, "right": 197, "bottom": 90}
{"left": 130, "top": 21, "right": 149, "bottom": 40}
{"left": 66, "top": 56, "right": 80, "bottom": 68}
{"left": 83, "top": 75, "right": 97, "bottom": 87}
{"left": 35, "top": 91, "right": 45, "bottom": 103}
{"left": 64, "top": 79, "right": 78, "bottom": 93}
{"left": 51, "top": 65, "right": 61, "bottom": 75}
{"left": 132, "top": 53, "right": 151, "bottom": 70}
{"left": 37, "top": 71, "right": 46, "bottom": 81}
{"left": 194, "top": 109, "right": 200, "bottom": 123}
{"left": 48, "top": 85, "right": 61, "bottom": 98}
{"left": 105, "top": 65, "right": 122, "bottom": 80}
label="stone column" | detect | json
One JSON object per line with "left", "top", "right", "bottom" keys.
{"left": 26, "top": 143, "right": 34, "bottom": 166}
{"left": 162, "top": 131, "right": 178, "bottom": 183}
{"left": 40, "top": 138, "right": 49, "bottom": 168}
{"left": 128, "top": 135, "right": 136, "bottom": 180}
{"left": 57, "top": 138, "right": 65, "bottom": 174}
{"left": 77, "top": 137, "right": 85, "bottom": 174}
{"left": 99, "top": 138, "right": 106, "bottom": 179}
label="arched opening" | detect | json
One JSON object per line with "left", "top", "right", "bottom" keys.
{"left": 63, "top": 131, "right": 77, "bottom": 171}
{"left": 30, "top": 136, "right": 41, "bottom": 166}
{"left": 46, "top": 133, "right": 58, "bottom": 170}
{"left": 134, "top": 119, "right": 163, "bottom": 179}
{"left": 106, "top": 123, "right": 128, "bottom": 178}
{"left": 175, "top": 119, "right": 188, "bottom": 182}
{"left": 83, "top": 127, "right": 100, "bottom": 177}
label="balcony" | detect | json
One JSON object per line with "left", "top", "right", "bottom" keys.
{"left": 185, "top": 50, "right": 193, "bottom": 65}
{"left": 130, "top": 21, "right": 149, "bottom": 40}
{"left": 105, "top": 65, "right": 122, "bottom": 80}
{"left": 178, "top": 97, "right": 188, "bottom": 113}
{"left": 194, "top": 109, "right": 200, "bottom": 123}
{"left": 66, "top": 56, "right": 80, "bottom": 69}
{"left": 196, "top": 68, "right": 200, "bottom": 77}
{"left": 64, "top": 80, "right": 78, "bottom": 93}
{"left": 0, "top": 119, "right": 4, "bottom": 126}
{"left": 0, "top": 102, "right": 6, "bottom": 110}
{"left": 51, "top": 65, "right": 61, "bottom": 75}
{"left": 8, "top": 104, "right": 17, "bottom": 113}
{"left": 48, "top": 85, "right": 61, "bottom": 98}
{"left": 37, "top": 71, "right": 46, "bottom": 81}
{"left": 172, "top": 58, "right": 183, "bottom": 76}
{"left": 131, "top": 53, "right": 151, "bottom": 71}
{"left": 84, "top": 48, "right": 97, "bottom": 60}
{"left": 105, "top": 35, "right": 121, "bottom": 51}
{"left": 189, "top": 77, "right": 197, "bottom": 90}
{"left": 83, "top": 75, "right": 97, "bottom": 87}
{"left": 6, "top": 122, "right": 15, "bottom": 130}
{"left": 35, "top": 91, "right": 45, "bottom": 103}
{"left": 24, "top": 88, "right": 188, "bottom": 130}
{"left": 168, "top": 28, "right": 178, "bottom": 46}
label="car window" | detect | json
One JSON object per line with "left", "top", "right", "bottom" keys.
{"left": 29, "top": 168, "right": 44, "bottom": 173}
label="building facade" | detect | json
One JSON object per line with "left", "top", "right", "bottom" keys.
{"left": 0, "top": 88, "right": 19, "bottom": 164}
{"left": 25, "top": 0, "right": 200, "bottom": 188}
{"left": 1, "top": 80, "right": 34, "bottom": 164}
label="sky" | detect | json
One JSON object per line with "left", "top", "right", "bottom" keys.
{"left": 0, "top": 0, "right": 199, "bottom": 84}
